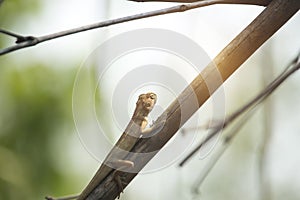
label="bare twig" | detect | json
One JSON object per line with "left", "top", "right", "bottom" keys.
{"left": 0, "top": 29, "right": 34, "bottom": 43}
{"left": 129, "top": 0, "right": 271, "bottom": 5}
{"left": 192, "top": 104, "right": 255, "bottom": 195}
{"left": 191, "top": 55, "right": 300, "bottom": 193}
{"left": 258, "top": 44, "right": 274, "bottom": 200}
{"left": 0, "top": 0, "right": 272, "bottom": 56}
{"left": 179, "top": 52, "right": 300, "bottom": 167}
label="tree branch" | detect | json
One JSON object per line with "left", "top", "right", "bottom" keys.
{"left": 0, "top": 0, "right": 272, "bottom": 56}
{"left": 180, "top": 51, "right": 300, "bottom": 166}
{"left": 258, "top": 44, "right": 274, "bottom": 200}
{"left": 187, "top": 50, "right": 300, "bottom": 164}
{"left": 190, "top": 54, "right": 300, "bottom": 193}
{"left": 84, "top": 0, "right": 299, "bottom": 199}
{"left": 129, "top": 0, "right": 272, "bottom": 6}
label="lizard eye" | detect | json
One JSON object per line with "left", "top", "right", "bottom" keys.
{"left": 149, "top": 93, "right": 155, "bottom": 99}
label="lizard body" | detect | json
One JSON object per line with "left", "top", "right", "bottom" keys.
{"left": 77, "top": 92, "right": 157, "bottom": 200}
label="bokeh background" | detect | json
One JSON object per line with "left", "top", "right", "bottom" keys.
{"left": 0, "top": 1, "right": 300, "bottom": 200}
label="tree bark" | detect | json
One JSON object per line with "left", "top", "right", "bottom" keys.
{"left": 87, "top": 0, "right": 299, "bottom": 199}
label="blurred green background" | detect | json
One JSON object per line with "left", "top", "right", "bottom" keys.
{"left": 1, "top": 1, "right": 300, "bottom": 200}
{"left": 0, "top": 1, "right": 79, "bottom": 199}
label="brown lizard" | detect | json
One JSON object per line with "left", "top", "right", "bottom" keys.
{"left": 45, "top": 92, "right": 159, "bottom": 200}
{"left": 77, "top": 92, "right": 158, "bottom": 199}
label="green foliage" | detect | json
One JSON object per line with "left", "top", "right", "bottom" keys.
{"left": 0, "top": 0, "right": 41, "bottom": 48}
{"left": 0, "top": 64, "right": 76, "bottom": 199}
{"left": 0, "top": 0, "right": 40, "bottom": 27}
{"left": 0, "top": 2, "right": 94, "bottom": 198}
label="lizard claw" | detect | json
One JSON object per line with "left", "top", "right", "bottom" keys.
{"left": 112, "top": 160, "right": 134, "bottom": 199}
{"left": 113, "top": 171, "right": 130, "bottom": 199}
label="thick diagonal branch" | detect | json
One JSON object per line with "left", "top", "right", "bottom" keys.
{"left": 85, "top": 0, "right": 299, "bottom": 199}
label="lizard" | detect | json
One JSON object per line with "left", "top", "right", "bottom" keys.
{"left": 45, "top": 92, "right": 160, "bottom": 200}
{"left": 76, "top": 92, "right": 158, "bottom": 200}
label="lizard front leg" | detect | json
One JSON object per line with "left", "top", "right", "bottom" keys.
{"left": 141, "top": 115, "right": 167, "bottom": 137}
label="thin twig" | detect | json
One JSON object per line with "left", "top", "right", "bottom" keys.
{"left": 0, "top": 29, "right": 26, "bottom": 40}
{"left": 0, "top": 0, "right": 271, "bottom": 56}
{"left": 129, "top": 0, "right": 271, "bottom": 5}
{"left": 258, "top": 44, "right": 273, "bottom": 200}
{"left": 179, "top": 52, "right": 300, "bottom": 167}
{"left": 191, "top": 53, "right": 300, "bottom": 193}
{"left": 192, "top": 105, "right": 255, "bottom": 194}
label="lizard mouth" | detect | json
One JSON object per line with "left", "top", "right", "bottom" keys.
{"left": 144, "top": 102, "right": 154, "bottom": 110}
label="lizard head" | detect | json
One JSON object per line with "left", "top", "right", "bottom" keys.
{"left": 134, "top": 92, "right": 157, "bottom": 117}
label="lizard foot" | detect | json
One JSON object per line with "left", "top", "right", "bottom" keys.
{"left": 113, "top": 171, "right": 129, "bottom": 199}
{"left": 112, "top": 160, "right": 134, "bottom": 199}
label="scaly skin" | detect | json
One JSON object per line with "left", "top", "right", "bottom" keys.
{"left": 77, "top": 92, "right": 157, "bottom": 200}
